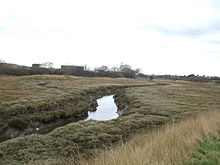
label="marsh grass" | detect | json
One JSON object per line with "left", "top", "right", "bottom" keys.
{"left": 0, "top": 75, "right": 149, "bottom": 134}
{"left": 1, "top": 76, "right": 220, "bottom": 164}
{"left": 72, "top": 110, "right": 220, "bottom": 165}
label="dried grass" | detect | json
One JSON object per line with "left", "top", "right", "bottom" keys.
{"left": 73, "top": 110, "right": 220, "bottom": 165}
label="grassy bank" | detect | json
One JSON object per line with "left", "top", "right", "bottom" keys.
{"left": 74, "top": 110, "right": 220, "bottom": 165}
{"left": 0, "top": 76, "right": 220, "bottom": 164}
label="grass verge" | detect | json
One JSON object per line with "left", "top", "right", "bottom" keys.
{"left": 188, "top": 133, "right": 220, "bottom": 165}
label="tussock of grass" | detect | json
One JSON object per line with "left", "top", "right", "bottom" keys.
{"left": 74, "top": 110, "right": 220, "bottom": 165}
{"left": 0, "top": 134, "right": 77, "bottom": 164}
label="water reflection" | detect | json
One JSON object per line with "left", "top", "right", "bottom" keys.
{"left": 85, "top": 95, "right": 118, "bottom": 121}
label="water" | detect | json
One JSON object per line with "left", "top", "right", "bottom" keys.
{"left": 85, "top": 95, "right": 119, "bottom": 121}
{"left": 38, "top": 95, "right": 118, "bottom": 134}
{"left": 0, "top": 95, "right": 120, "bottom": 142}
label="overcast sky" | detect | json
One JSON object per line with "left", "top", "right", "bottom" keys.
{"left": 0, "top": 0, "right": 220, "bottom": 76}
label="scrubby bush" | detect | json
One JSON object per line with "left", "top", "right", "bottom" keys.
{"left": 8, "top": 118, "right": 28, "bottom": 130}
{"left": 8, "top": 104, "right": 26, "bottom": 115}
{"left": 0, "top": 121, "right": 8, "bottom": 134}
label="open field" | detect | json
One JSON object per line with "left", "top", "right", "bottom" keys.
{"left": 0, "top": 75, "right": 220, "bottom": 164}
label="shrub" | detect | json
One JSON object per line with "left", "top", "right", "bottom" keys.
{"left": 8, "top": 118, "right": 28, "bottom": 130}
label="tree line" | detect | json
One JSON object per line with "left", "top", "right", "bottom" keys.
{"left": 0, "top": 60, "right": 144, "bottom": 78}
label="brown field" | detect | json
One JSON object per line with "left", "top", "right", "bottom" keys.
{"left": 0, "top": 75, "right": 148, "bottom": 104}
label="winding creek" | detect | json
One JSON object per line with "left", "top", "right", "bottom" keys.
{"left": 0, "top": 94, "right": 122, "bottom": 142}
{"left": 38, "top": 94, "right": 120, "bottom": 134}
{"left": 85, "top": 95, "right": 119, "bottom": 121}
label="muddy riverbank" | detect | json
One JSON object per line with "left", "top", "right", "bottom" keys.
{"left": 0, "top": 83, "right": 165, "bottom": 142}
{"left": 0, "top": 85, "right": 128, "bottom": 142}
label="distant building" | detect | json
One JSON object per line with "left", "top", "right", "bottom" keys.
{"left": 0, "top": 63, "right": 23, "bottom": 69}
{"left": 32, "top": 64, "right": 40, "bottom": 69}
{"left": 23, "top": 66, "right": 31, "bottom": 70}
{"left": 98, "top": 70, "right": 105, "bottom": 74}
{"left": 0, "top": 63, "right": 31, "bottom": 75}
{"left": 61, "top": 65, "right": 84, "bottom": 71}
{"left": 61, "top": 65, "right": 84, "bottom": 75}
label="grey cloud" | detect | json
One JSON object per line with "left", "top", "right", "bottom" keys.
{"left": 205, "top": 40, "right": 220, "bottom": 44}
{"left": 212, "top": 0, "right": 220, "bottom": 8}
{"left": 139, "top": 20, "right": 220, "bottom": 38}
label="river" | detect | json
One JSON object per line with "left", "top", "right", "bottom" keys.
{"left": 85, "top": 95, "right": 119, "bottom": 121}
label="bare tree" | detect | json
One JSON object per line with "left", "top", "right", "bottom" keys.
{"left": 84, "top": 65, "right": 88, "bottom": 71}
{"left": 98, "top": 65, "right": 109, "bottom": 71}
{"left": 119, "top": 63, "right": 132, "bottom": 73}
{"left": 135, "top": 68, "right": 141, "bottom": 74}
{"left": 119, "top": 63, "right": 136, "bottom": 78}
{"left": 40, "top": 62, "right": 53, "bottom": 68}
{"left": 110, "top": 66, "right": 119, "bottom": 72}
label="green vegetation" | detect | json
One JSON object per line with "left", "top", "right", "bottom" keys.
{"left": 188, "top": 134, "right": 220, "bottom": 165}
{"left": 0, "top": 75, "right": 220, "bottom": 164}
